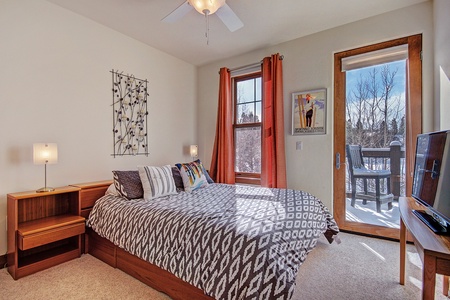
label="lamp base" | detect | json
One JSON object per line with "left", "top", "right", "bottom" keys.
{"left": 36, "top": 187, "right": 55, "bottom": 193}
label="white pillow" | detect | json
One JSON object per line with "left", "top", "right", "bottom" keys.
{"left": 138, "top": 165, "right": 177, "bottom": 200}
{"left": 105, "top": 184, "right": 119, "bottom": 196}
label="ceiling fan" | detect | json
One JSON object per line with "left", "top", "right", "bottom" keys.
{"left": 162, "top": 0, "right": 244, "bottom": 44}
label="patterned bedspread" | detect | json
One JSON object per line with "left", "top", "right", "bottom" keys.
{"left": 87, "top": 183, "right": 339, "bottom": 300}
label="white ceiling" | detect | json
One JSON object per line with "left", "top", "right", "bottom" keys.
{"left": 46, "top": 0, "right": 428, "bottom": 66}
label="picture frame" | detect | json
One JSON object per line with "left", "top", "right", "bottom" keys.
{"left": 291, "top": 88, "right": 327, "bottom": 135}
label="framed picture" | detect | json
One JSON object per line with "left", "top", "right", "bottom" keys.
{"left": 291, "top": 88, "right": 327, "bottom": 135}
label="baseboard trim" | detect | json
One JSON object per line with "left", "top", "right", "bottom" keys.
{"left": 0, "top": 253, "right": 6, "bottom": 269}
{"left": 340, "top": 229, "right": 401, "bottom": 243}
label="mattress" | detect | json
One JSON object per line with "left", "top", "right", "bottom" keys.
{"left": 87, "top": 183, "right": 339, "bottom": 300}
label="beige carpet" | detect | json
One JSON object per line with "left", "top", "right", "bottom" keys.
{"left": 1, "top": 232, "right": 448, "bottom": 300}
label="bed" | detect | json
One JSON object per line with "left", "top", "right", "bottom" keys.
{"left": 86, "top": 176, "right": 339, "bottom": 300}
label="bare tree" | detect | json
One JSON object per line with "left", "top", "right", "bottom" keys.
{"left": 378, "top": 65, "right": 398, "bottom": 146}
{"left": 346, "top": 64, "right": 405, "bottom": 148}
{"left": 346, "top": 73, "right": 370, "bottom": 146}
{"left": 235, "top": 109, "right": 261, "bottom": 173}
{"left": 345, "top": 62, "right": 406, "bottom": 196}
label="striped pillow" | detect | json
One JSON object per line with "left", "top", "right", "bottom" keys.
{"left": 138, "top": 165, "right": 177, "bottom": 200}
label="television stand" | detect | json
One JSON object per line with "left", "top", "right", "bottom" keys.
{"left": 412, "top": 209, "right": 450, "bottom": 235}
{"left": 400, "top": 197, "right": 450, "bottom": 299}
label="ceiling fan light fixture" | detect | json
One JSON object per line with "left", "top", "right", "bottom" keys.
{"left": 188, "top": 0, "right": 226, "bottom": 15}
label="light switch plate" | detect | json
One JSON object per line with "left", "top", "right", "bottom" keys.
{"left": 296, "top": 141, "right": 303, "bottom": 150}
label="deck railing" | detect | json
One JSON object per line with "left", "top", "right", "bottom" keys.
{"left": 347, "top": 141, "right": 405, "bottom": 199}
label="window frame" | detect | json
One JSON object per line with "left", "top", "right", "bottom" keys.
{"left": 233, "top": 72, "right": 262, "bottom": 185}
{"left": 333, "top": 34, "right": 422, "bottom": 239}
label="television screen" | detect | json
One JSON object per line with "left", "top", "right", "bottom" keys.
{"left": 411, "top": 130, "right": 450, "bottom": 233}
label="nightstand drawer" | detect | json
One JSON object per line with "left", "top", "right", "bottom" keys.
{"left": 18, "top": 222, "right": 85, "bottom": 250}
{"left": 80, "top": 187, "right": 108, "bottom": 209}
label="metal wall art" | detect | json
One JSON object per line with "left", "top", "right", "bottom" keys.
{"left": 111, "top": 70, "right": 149, "bottom": 157}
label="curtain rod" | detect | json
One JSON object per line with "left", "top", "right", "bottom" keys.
{"left": 229, "top": 61, "right": 261, "bottom": 73}
{"left": 220, "top": 55, "right": 284, "bottom": 74}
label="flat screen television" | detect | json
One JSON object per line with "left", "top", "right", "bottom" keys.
{"left": 412, "top": 130, "right": 450, "bottom": 234}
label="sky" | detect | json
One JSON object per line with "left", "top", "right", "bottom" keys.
{"left": 346, "top": 60, "right": 407, "bottom": 101}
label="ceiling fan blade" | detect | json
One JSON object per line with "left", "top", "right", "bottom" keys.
{"left": 215, "top": 3, "right": 243, "bottom": 32}
{"left": 162, "top": 1, "right": 192, "bottom": 23}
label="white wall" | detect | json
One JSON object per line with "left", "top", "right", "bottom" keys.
{"left": 0, "top": 0, "right": 197, "bottom": 255}
{"left": 0, "top": 0, "right": 444, "bottom": 259}
{"left": 434, "top": 0, "right": 450, "bottom": 130}
{"left": 197, "top": 2, "right": 434, "bottom": 210}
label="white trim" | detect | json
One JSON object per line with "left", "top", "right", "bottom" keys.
{"left": 230, "top": 62, "right": 261, "bottom": 77}
{"left": 341, "top": 44, "right": 408, "bottom": 72}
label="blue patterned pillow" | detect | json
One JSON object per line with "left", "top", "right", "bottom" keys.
{"left": 194, "top": 159, "right": 214, "bottom": 184}
{"left": 138, "top": 165, "right": 177, "bottom": 200}
{"left": 176, "top": 160, "right": 208, "bottom": 192}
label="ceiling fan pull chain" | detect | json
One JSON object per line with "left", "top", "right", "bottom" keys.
{"left": 205, "top": 10, "right": 210, "bottom": 45}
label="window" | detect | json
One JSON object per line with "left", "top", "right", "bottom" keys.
{"left": 233, "top": 73, "right": 262, "bottom": 185}
{"left": 333, "top": 34, "right": 422, "bottom": 239}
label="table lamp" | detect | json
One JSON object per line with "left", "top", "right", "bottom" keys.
{"left": 190, "top": 145, "right": 198, "bottom": 160}
{"left": 33, "top": 143, "right": 58, "bottom": 192}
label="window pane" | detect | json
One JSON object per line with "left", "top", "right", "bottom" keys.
{"left": 235, "top": 126, "right": 261, "bottom": 173}
{"left": 255, "top": 100, "right": 261, "bottom": 122}
{"left": 345, "top": 60, "right": 406, "bottom": 148}
{"left": 237, "top": 103, "right": 256, "bottom": 123}
{"left": 237, "top": 79, "right": 255, "bottom": 104}
{"left": 255, "top": 77, "right": 261, "bottom": 101}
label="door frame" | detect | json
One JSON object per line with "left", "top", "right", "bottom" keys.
{"left": 333, "top": 35, "right": 422, "bottom": 239}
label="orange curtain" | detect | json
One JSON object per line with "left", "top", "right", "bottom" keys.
{"left": 209, "top": 68, "right": 235, "bottom": 184}
{"left": 261, "top": 54, "right": 287, "bottom": 188}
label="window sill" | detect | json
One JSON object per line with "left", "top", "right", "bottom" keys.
{"left": 235, "top": 174, "right": 261, "bottom": 186}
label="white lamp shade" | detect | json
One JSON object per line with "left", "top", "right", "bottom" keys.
{"left": 33, "top": 143, "right": 58, "bottom": 165}
{"left": 190, "top": 145, "right": 198, "bottom": 157}
{"left": 188, "top": 0, "right": 225, "bottom": 15}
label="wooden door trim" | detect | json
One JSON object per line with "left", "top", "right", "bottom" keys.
{"left": 405, "top": 34, "right": 423, "bottom": 196}
{"left": 333, "top": 34, "right": 422, "bottom": 239}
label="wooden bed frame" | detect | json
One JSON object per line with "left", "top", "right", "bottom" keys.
{"left": 86, "top": 228, "right": 212, "bottom": 299}
{"left": 77, "top": 181, "right": 213, "bottom": 300}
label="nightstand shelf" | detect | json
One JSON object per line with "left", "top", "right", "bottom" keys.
{"left": 7, "top": 186, "right": 85, "bottom": 280}
{"left": 18, "top": 239, "right": 79, "bottom": 268}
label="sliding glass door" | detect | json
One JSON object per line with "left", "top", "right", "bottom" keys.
{"left": 333, "top": 35, "right": 422, "bottom": 239}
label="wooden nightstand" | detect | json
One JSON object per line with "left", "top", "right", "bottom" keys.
{"left": 71, "top": 180, "right": 113, "bottom": 219}
{"left": 7, "top": 186, "right": 85, "bottom": 280}
{"left": 70, "top": 180, "right": 113, "bottom": 253}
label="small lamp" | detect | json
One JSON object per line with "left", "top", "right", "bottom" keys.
{"left": 33, "top": 143, "right": 58, "bottom": 192}
{"left": 190, "top": 145, "right": 198, "bottom": 160}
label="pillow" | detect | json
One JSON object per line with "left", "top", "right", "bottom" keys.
{"left": 105, "top": 184, "right": 119, "bottom": 196}
{"left": 194, "top": 159, "right": 214, "bottom": 184}
{"left": 175, "top": 160, "right": 208, "bottom": 192}
{"left": 138, "top": 165, "right": 178, "bottom": 200}
{"left": 171, "top": 166, "right": 184, "bottom": 192}
{"left": 112, "top": 170, "right": 143, "bottom": 199}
